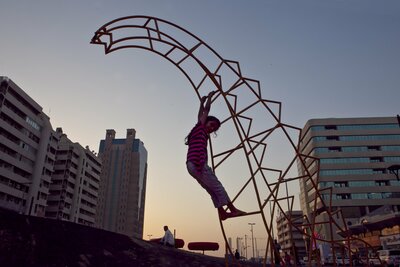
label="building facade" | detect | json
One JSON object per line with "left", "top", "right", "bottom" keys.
{"left": 95, "top": 129, "right": 148, "bottom": 238}
{"left": 0, "top": 76, "right": 59, "bottom": 216}
{"left": 276, "top": 210, "right": 307, "bottom": 263}
{"left": 298, "top": 117, "right": 400, "bottom": 251}
{"left": 45, "top": 128, "right": 102, "bottom": 226}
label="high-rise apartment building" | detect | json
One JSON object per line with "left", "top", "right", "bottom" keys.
{"left": 45, "top": 128, "right": 102, "bottom": 226}
{"left": 0, "top": 76, "right": 59, "bottom": 216}
{"left": 96, "top": 129, "right": 148, "bottom": 238}
{"left": 298, "top": 117, "right": 400, "bottom": 244}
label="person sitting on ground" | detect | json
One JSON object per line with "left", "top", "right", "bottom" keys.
{"left": 160, "top": 225, "right": 175, "bottom": 247}
{"left": 235, "top": 249, "right": 241, "bottom": 260}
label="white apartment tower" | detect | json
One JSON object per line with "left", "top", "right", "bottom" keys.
{"left": 0, "top": 76, "right": 59, "bottom": 216}
{"left": 45, "top": 128, "right": 102, "bottom": 226}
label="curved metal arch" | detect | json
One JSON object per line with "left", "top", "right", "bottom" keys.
{"left": 91, "top": 16, "right": 363, "bottom": 267}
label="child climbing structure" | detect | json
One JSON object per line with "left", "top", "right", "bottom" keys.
{"left": 91, "top": 16, "right": 372, "bottom": 267}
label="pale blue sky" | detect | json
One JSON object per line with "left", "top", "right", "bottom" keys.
{"left": 1, "top": 0, "right": 399, "bottom": 258}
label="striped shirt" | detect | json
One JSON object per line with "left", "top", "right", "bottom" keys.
{"left": 186, "top": 122, "right": 209, "bottom": 171}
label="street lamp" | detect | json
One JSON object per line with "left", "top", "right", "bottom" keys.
{"left": 249, "top": 223, "right": 256, "bottom": 260}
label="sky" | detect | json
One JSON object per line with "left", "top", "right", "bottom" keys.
{"left": 1, "top": 0, "right": 400, "bottom": 259}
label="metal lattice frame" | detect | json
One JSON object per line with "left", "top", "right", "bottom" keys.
{"left": 91, "top": 16, "right": 369, "bottom": 267}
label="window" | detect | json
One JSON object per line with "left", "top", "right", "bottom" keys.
{"left": 26, "top": 116, "right": 41, "bottom": 131}
{"left": 321, "top": 169, "right": 377, "bottom": 176}
{"left": 342, "top": 146, "right": 369, "bottom": 152}
{"left": 372, "top": 169, "right": 385, "bottom": 174}
{"left": 337, "top": 194, "right": 351, "bottom": 199}
{"left": 320, "top": 182, "right": 334, "bottom": 188}
{"left": 338, "top": 124, "right": 400, "bottom": 130}
{"left": 310, "top": 124, "right": 399, "bottom": 131}
{"left": 327, "top": 136, "right": 339, "bottom": 141}
{"left": 325, "top": 125, "right": 337, "bottom": 130}
{"left": 370, "top": 157, "right": 383, "bottom": 163}
{"left": 321, "top": 157, "right": 370, "bottom": 164}
{"left": 385, "top": 156, "right": 400, "bottom": 162}
{"left": 382, "top": 145, "right": 400, "bottom": 151}
{"left": 376, "top": 180, "right": 389, "bottom": 186}
{"left": 334, "top": 182, "right": 348, "bottom": 188}
{"left": 349, "top": 181, "right": 375, "bottom": 187}
{"left": 368, "top": 193, "right": 382, "bottom": 199}
{"left": 352, "top": 193, "right": 368, "bottom": 199}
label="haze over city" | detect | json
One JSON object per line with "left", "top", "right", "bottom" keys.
{"left": 1, "top": 0, "right": 399, "bottom": 258}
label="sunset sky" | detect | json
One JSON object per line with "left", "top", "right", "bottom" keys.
{"left": 1, "top": 0, "right": 400, "bottom": 258}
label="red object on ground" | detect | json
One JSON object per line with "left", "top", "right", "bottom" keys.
{"left": 188, "top": 242, "right": 219, "bottom": 253}
{"left": 149, "top": 238, "right": 185, "bottom": 249}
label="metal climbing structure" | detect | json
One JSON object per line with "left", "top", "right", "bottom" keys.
{"left": 91, "top": 16, "right": 372, "bottom": 266}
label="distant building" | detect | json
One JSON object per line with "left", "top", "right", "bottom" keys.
{"left": 0, "top": 76, "right": 59, "bottom": 216}
{"left": 45, "top": 128, "right": 102, "bottom": 226}
{"left": 276, "top": 210, "right": 307, "bottom": 262}
{"left": 298, "top": 116, "right": 400, "bottom": 251}
{"left": 95, "top": 129, "right": 148, "bottom": 238}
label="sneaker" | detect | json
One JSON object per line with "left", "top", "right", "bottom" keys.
{"left": 229, "top": 209, "right": 247, "bottom": 218}
{"left": 220, "top": 210, "right": 247, "bottom": 220}
{"left": 219, "top": 210, "right": 229, "bottom": 221}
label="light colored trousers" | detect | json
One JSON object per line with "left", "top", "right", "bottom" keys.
{"left": 186, "top": 161, "right": 230, "bottom": 208}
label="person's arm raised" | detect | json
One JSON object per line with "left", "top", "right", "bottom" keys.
{"left": 197, "top": 95, "right": 207, "bottom": 123}
{"left": 198, "top": 91, "right": 215, "bottom": 124}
